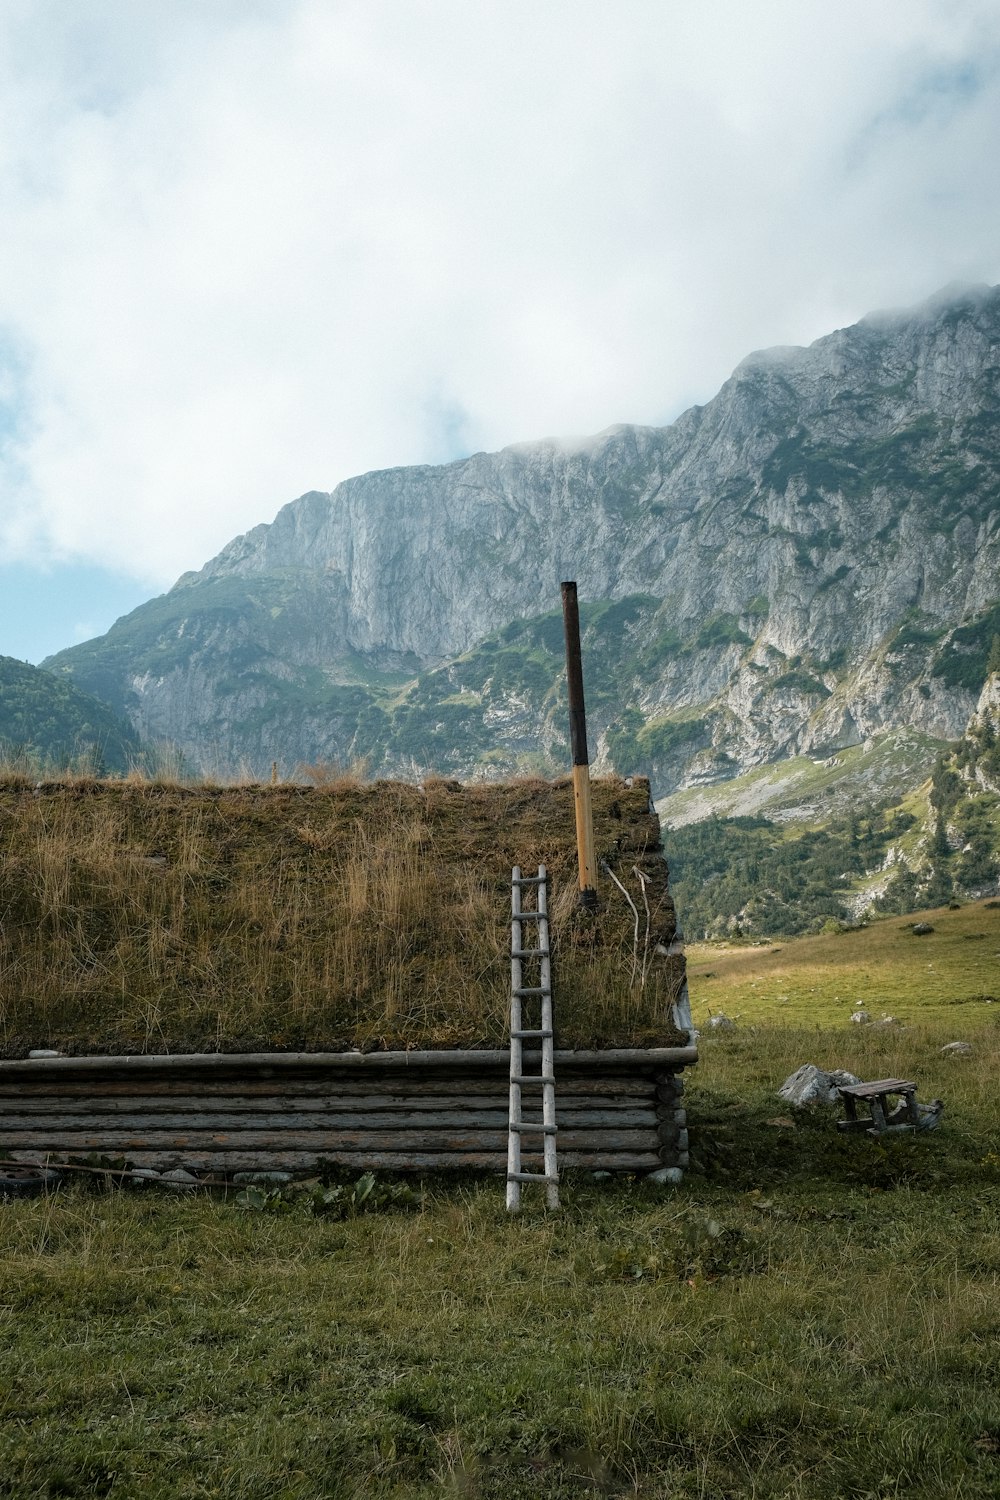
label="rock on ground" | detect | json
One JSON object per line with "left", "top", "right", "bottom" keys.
{"left": 778, "top": 1064, "right": 860, "bottom": 1108}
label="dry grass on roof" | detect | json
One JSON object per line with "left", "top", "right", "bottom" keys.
{"left": 0, "top": 772, "right": 687, "bottom": 1056}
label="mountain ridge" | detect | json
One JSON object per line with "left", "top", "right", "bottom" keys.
{"left": 43, "top": 283, "right": 1000, "bottom": 796}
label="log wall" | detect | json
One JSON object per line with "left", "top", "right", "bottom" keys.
{"left": 0, "top": 1047, "right": 695, "bottom": 1177}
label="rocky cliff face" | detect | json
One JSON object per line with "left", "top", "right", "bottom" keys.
{"left": 44, "top": 284, "right": 1000, "bottom": 791}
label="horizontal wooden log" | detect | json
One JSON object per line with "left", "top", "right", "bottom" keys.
{"left": 0, "top": 1091, "right": 655, "bottom": 1115}
{"left": 0, "top": 1108, "right": 659, "bottom": 1132}
{"left": 0, "top": 1045, "right": 694, "bottom": 1175}
{"left": 5, "top": 1148, "right": 665, "bottom": 1172}
{"left": 0, "top": 1126, "right": 660, "bottom": 1152}
{"left": 0, "top": 1046, "right": 697, "bottom": 1081}
{"left": 0, "top": 1075, "right": 659, "bottom": 1100}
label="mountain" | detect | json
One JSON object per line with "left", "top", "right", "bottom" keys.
{"left": 0, "top": 655, "right": 140, "bottom": 774}
{"left": 43, "top": 284, "right": 1000, "bottom": 801}
{"left": 661, "top": 659, "right": 1000, "bottom": 939}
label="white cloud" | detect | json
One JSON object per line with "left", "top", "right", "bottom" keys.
{"left": 0, "top": 0, "right": 999, "bottom": 589}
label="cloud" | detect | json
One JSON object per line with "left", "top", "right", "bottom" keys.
{"left": 1, "top": 0, "right": 999, "bottom": 588}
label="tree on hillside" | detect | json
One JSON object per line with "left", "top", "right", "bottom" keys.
{"left": 931, "top": 815, "right": 951, "bottom": 858}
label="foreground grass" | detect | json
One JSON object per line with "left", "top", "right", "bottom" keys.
{"left": 2, "top": 1005, "right": 998, "bottom": 1498}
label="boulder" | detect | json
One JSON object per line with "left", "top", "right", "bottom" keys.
{"left": 646, "top": 1167, "right": 684, "bottom": 1186}
{"left": 940, "top": 1040, "right": 973, "bottom": 1056}
{"left": 778, "top": 1064, "right": 861, "bottom": 1108}
{"left": 160, "top": 1168, "right": 199, "bottom": 1191}
{"left": 707, "top": 1014, "right": 735, "bottom": 1031}
{"left": 850, "top": 1010, "right": 871, "bottom": 1024}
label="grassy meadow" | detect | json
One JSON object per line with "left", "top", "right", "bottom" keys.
{"left": 2, "top": 903, "right": 999, "bottom": 1497}
{"left": 685, "top": 896, "right": 1000, "bottom": 1027}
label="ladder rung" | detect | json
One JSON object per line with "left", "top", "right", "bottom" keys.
{"left": 509, "top": 1122, "right": 557, "bottom": 1135}
{"left": 511, "top": 1075, "right": 555, "bottom": 1085}
{"left": 514, "top": 909, "right": 546, "bottom": 920}
{"left": 511, "top": 1028, "right": 553, "bottom": 1040}
{"left": 511, "top": 949, "right": 544, "bottom": 959}
{"left": 512, "top": 876, "right": 545, "bottom": 886}
{"left": 507, "top": 1171, "right": 557, "bottom": 1183}
{"left": 514, "top": 986, "right": 548, "bottom": 997}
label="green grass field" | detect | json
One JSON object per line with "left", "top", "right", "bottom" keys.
{"left": 686, "top": 896, "right": 1000, "bottom": 1027}
{"left": 2, "top": 904, "right": 999, "bottom": 1498}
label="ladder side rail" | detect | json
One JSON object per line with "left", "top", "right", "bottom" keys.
{"left": 506, "top": 867, "right": 524, "bottom": 1211}
{"left": 538, "top": 865, "right": 559, "bottom": 1208}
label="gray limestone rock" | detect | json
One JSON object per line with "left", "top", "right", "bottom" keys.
{"left": 778, "top": 1064, "right": 861, "bottom": 1108}
{"left": 160, "top": 1168, "right": 199, "bottom": 1191}
{"left": 647, "top": 1167, "right": 684, "bottom": 1186}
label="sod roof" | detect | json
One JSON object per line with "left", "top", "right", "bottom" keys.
{"left": 0, "top": 773, "right": 686, "bottom": 1056}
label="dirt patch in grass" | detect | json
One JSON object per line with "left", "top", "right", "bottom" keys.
{"left": 0, "top": 773, "right": 686, "bottom": 1056}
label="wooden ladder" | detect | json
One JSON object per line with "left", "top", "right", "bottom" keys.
{"left": 506, "top": 865, "right": 559, "bottom": 1211}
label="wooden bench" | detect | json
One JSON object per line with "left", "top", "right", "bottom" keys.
{"left": 836, "top": 1078, "right": 921, "bottom": 1136}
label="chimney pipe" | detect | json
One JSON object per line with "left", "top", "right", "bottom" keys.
{"left": 561, "top": 581, "right": 598, "bottom": 908}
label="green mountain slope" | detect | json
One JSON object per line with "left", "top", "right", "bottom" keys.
{"left": 661, "top": 667, "right": 1000, "bottom": 939}
{"left": 0, "top": 656, "right": 140, "bottom": 774}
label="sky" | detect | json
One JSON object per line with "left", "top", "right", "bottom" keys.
{"left": 1, "top": 1, "right": 1000, "bottom": 663}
